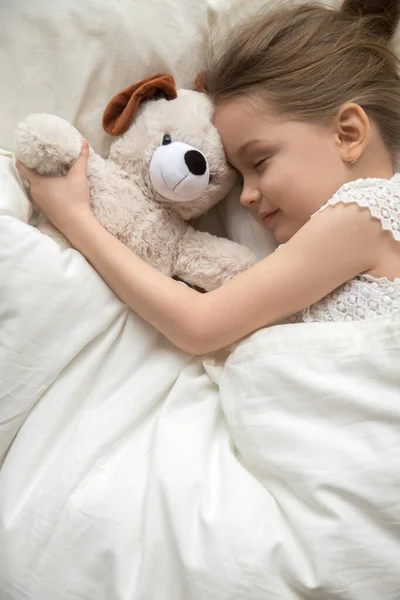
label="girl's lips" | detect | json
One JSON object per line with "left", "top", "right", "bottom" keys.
{"left": 260, "top": 209, "right": 279, "bottom": 226}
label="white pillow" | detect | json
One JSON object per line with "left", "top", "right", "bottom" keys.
{"left": 0, "top": 0, "right": 231, "bottom": 157}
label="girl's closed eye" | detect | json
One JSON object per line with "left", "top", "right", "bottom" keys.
{"left": 250, "top": 147, "right": 276, "bottom": 170}
{"left": 253, "top": 156, "right": 269, "bottom": 170}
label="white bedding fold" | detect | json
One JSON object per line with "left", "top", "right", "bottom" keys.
{"left": 220, "top": 319, "right": 400, "bottom": 598}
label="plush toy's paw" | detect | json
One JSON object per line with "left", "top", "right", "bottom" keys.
{"left": 15, "top": 114, "right": 82, "bottom": 176}
{"left": 174, "top": 228, "right": 257, "bottom": 292}
{"left": 223, "top": 243, "right": 257, "bottom": 277}
{"left": 210, "top": 241, "right": 257, "bottom": 290}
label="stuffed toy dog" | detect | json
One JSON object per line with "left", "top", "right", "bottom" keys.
{"left": 14, "top": 74, "right": 256, "bottom": 291}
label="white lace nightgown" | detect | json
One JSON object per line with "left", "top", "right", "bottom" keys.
{"left": 292, "top": 173, "right": 400, "bottom": 323}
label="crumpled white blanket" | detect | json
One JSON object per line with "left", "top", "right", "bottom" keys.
{"left": 1, "top": 152, "right": 400, "bottom": 599}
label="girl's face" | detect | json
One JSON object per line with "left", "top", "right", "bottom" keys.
{"left": 214, "top": 97, "right": 350, "bottom": 243}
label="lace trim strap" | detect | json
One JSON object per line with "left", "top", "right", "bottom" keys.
{"left": 312, "top": 178, "right": 400, "bottom": 242}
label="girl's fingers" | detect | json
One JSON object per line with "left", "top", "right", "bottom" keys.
{"left": 69, "top": 140, "right": 89, "bottom": 176}
{"left": 15, "top": 139, "right": 89, "bottom": 182}
{"left": 15, "top": 159, "right": 37, "bottom": 182}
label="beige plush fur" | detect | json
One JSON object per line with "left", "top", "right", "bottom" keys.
{"left": 14, "top": 89, "right": 256, "bottom": 291}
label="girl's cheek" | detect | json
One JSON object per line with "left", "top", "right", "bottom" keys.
{"left": 260, "top": 173, "right": 279, "bottom": 197}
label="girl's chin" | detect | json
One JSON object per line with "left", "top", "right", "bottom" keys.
{"left": 265, "top": 218, "right": 283, "bottom": 243}
{"left": 272, "top": 220, "right": 302, "bottom": 245}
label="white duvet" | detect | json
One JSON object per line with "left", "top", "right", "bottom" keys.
{"left": 1, "top": 152, "right": 400, "bottom": 599}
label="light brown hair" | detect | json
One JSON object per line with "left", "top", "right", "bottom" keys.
{"left": 203, "top": 0, "right": 400, "bottom": 155}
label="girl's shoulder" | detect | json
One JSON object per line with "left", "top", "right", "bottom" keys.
{"left": 312, "top": 173, "right": 400, "bottom": 242}
{"left": 331, "top": 172, "right": 400, "bottom": 196}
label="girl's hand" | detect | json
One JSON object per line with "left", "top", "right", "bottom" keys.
{"left": 16, "top": 140, "right": 92, "bottom": 234}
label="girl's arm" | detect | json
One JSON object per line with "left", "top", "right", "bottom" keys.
{"left": 17, "top": 148, "right": 381, "bottom": 354}
{"left": 62, "top": 203, "right": 380, "bottom": 354}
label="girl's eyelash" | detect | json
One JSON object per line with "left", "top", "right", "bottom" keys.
{"left": 253, "top": 157, "right": 267, "bottom": 169}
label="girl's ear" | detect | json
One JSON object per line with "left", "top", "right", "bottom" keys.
{"left": 334, "top": 103, "right": 370, "bottom": 164}
{"left": 102, "top": 74, "right": 177, "bottom": 136}
{"left": 341, "top": 0, "right": 400, "bottom": 39}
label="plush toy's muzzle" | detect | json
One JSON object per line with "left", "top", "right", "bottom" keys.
{"left": 149, "top": 140, "right": 210, "bottom": 202}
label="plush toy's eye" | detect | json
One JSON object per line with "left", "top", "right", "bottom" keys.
{"left": 162, "top": 134, "right": 172, "bottom": 145}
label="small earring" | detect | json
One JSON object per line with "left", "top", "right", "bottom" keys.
{"left": 348, "top": 151, "right": 358, "bottom": 165}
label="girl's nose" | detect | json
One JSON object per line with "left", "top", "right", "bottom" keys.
{"left": 240, "top": 183, "right": 261, "bottom": 207}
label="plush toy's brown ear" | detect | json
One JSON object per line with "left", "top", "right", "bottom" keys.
{"left": 341, "top": 0, "right": 400, "bottom": 40}
{"left": 102, "top": 74, "right": 178, "bottom": 136}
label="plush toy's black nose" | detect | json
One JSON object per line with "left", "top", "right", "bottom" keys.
{"left": 184, "top": 150, "right": 207, "bottom": 176}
